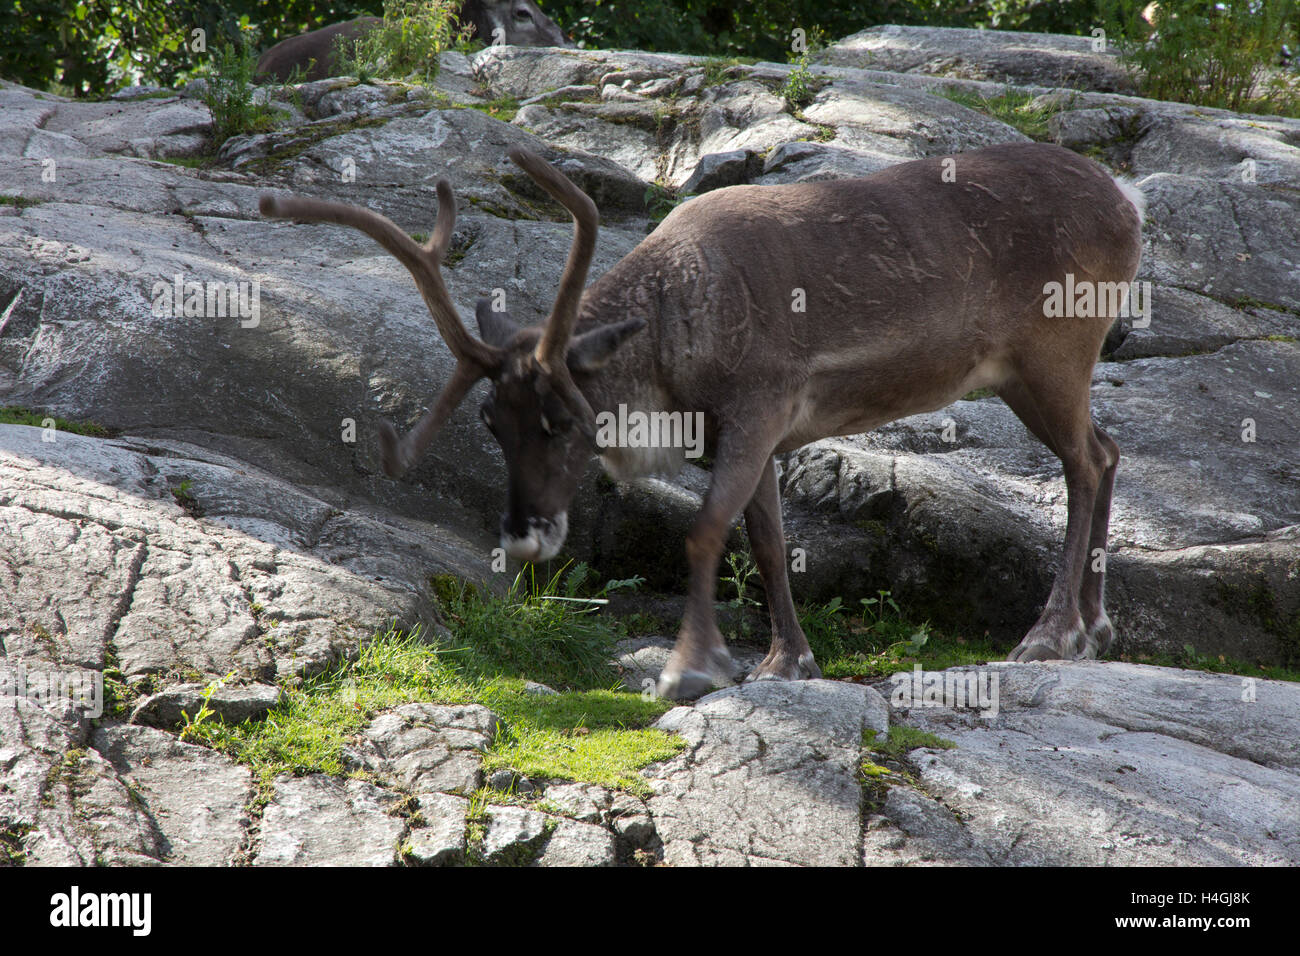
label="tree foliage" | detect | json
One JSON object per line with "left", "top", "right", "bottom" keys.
{"left": 2, "top": 0, "right": 1292, "bottom": 101}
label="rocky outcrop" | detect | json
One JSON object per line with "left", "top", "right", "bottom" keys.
{"left": 863, "top": 662, "right": 1300, "bottom": 866}
{"left": 2, "top": 26, "right": 1298, "bottom": 866}
{"left": 814, "top": 24, "right": 1136, "bottom": 93}
{"left": 4, "top": 35, "right": 1296, "bottom": 664}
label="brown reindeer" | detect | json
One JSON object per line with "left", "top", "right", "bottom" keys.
{"left": 255, "top": 1, "right": 570, "bottom": 82}
{"left": 259, "top": 142, "right": 1144, "bottom": 699}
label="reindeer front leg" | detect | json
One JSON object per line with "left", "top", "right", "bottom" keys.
{"left": 656, "top": 426, "right": 779, "bottom": 701}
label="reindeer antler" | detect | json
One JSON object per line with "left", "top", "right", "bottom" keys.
{"left": 506, "top": 147, "right": 600, "bottom": 441}
{"left": 258, "top": 182, "right": 501, "bottom": 476}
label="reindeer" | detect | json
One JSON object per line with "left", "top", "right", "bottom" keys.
{"left": 259, "top": 141, "right": 1144, "bottom": 700}
{"left": 255, "top": 1, "right": 570, "bottom": 83}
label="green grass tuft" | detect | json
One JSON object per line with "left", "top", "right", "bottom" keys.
{"left": 865, "top": 725, "right": 957, "bottom": 760}
{"left": 0, "top": 406, "right": 113, "bottom": 437}
{"left": 184, "top": 563, "right": 679, "bottom": 795}
{"left": 936, "top": 87, "right": 1060, "bottom": 141}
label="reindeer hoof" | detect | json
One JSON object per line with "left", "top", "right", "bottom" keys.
{"left": 745, "top": 650, "right": 821, "bottom": 683}
{"left": 656, "top": 645, "right": 734, "bottom": 701}
{"left": 656, "top": 670, "right": 723, "bottom": 701}
{"left": 1006, "top": 642, "right": 1062, "bottom": 662}
{"left": 1075, "top": 613, "right": 1114, "bottom": 660}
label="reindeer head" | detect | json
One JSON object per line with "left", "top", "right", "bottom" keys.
{"left": 467, "top": 0, "right": 573, "bottom": 48}
{"left": 259, "top": 149, "right": 643, "bottom": 561}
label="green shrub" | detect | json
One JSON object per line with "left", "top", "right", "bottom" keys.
{"left": 1101, "top": 0, "right": 1300, "bottom": 116}
{"left": 781, "top": 53, "right": 817, "bottom": 108}
{"left": 337, "top": 0, "right": 468, "bottom": 83}
{"left": 201, "top": 41, "right": 282, "bottom": 144}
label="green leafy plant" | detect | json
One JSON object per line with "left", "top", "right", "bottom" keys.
{"left": 780, "top": 54, "right": 817, "bottom": 109}
{"left": 719, "top": 549, "right": 761, "bottom": 611}
{"left": 1101, "top": 0, "right": 1300, "bottom": 116}
{"left": 798, "top": 589, "right": 942, "bottom": 676}
{"left": 339, "top": 0, "right": 470, "bottom": 84}
{"left": 201, "top": 41, "right": 282, "bottom": 144}
{"left": 179, "top": 670, "right": 235, "bottom": 743}
{"left": 643, "top": 181, "right": 681, "bottom": 227}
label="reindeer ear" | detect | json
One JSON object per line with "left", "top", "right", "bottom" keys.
{"left": 566, "top": 318, "right": 646, "bottom": 373}
{"left": 476, "top": 297, "right": 521, "bottom": 347}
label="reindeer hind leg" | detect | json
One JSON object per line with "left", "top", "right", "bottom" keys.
{"left": 996, "top": 376, "right": 1110, "bottom": 661}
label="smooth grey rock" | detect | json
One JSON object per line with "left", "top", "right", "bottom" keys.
{"left": 31, "top": 746, "right": 166, "bottom": 865}
{"left": 541, "top": 781, "right": 607, "bottom": 823}
{"left": 799, "top": 75, "right": 1032, "bottom": 158}
{"left": 130, "top": 681, "right": 284, "bottom": 728}
{"left": 473, "top": 45, "right": 701, "bottom": 101}
{"left": 482, "top": 805, "right": 551, "bottom": 862}
{"left": 679, "top": 149, "right": 758, "bottom": 194}
{"left": 91, "top": 724, "right": 253, "bottom": 865}
{"left": 1110, "top": 285, "right": 1298, "bottom": 360}
{"left": 0, "top": 427, "right": 475, "bottom": 682}
{"left": 407, "top": 791, "right": 468, "bottom": 865}
{"left": 816, "top": 25, "right": 1134, "bottom": 93}
{"left": 1139, "top": 172, "right": 1300, "bottom": 312}
{"left": 111, "top": 85, "right": 172, "bottom": 101}
{"left": 255, "top": 775, "right": 403, "bottom": 866}
{"left": 756, "top": 139, "right": 898, "bottom": 184}
{"left": 644, "top": 680, "right": 889, "bottom": 866}
{"left": 0, "top": 692, "right": 91, "bottom": 864}
{"left": 868, "top": 662, "right": 1300, "bottom": 865}
{"left": 536, "top": 818, "right": 617, "bottom": 866}
{"left": 38, "top": 97, "right": 211, "bottom": 158}
{"left": 352, "top": 702, "right": 498, "bottom": 794}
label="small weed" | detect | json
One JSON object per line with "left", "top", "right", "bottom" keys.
{"left": 178, "top": 670, "right": 235, "bottom": 743}
{"left": 799, "top": 590, "right": 995, "bottom": 680}
{"left": 781, "top": 54, "right": 817, "bottom": 110}
{"left": 156, "top": 155, "right": 207, "bottom": 168}
{"left": 169, "top": 478, "right": 203, "bottom": 516}
{"left": 643, "top": 181, "right": 682, "bottom": 227}
{"left": 467, "top": 95, "right": 520, "bottom": 122}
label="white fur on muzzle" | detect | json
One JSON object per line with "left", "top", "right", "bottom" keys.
{"left": 500, "top": 512, "right": 568, "bottom": 562}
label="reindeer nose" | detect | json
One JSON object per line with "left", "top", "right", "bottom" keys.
{"left": 500, "top": 514, "right": 540, "bottom": 560}
{"left": 499, "top": 512, "right": 568, "bottom": 562}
